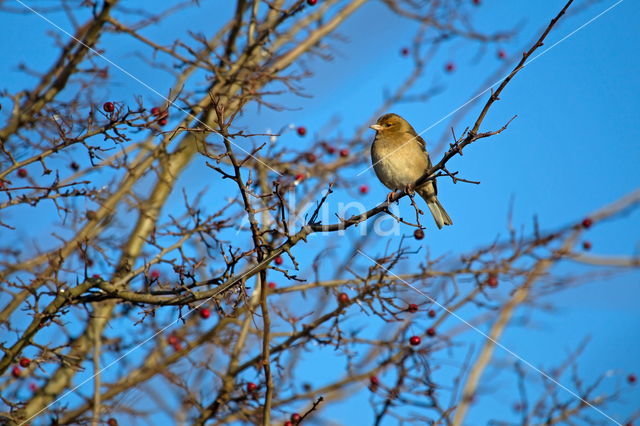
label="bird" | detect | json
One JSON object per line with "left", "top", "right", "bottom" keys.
{"left": 370, "top": 113, "right": 453, "bottom": 229}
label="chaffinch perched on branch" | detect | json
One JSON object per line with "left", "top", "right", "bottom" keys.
{"left": 370, "top": 113, "right": 453, "bottom": 229}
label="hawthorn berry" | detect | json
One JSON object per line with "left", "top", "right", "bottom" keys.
{"left": 268, "top": 282, "right": 277, "bottom": 289}
{"left": 582, "top": 217, "right": 593, "bottom": 228}
{"left": 401, "top": 47, "right": 409, "bottom": 57}
{"left": 200, "top": 308, "right": 211, "bottom": 319}
{"left": 70, "top": 161, "right": 80, "bottom": 171}
{"left": 11, "top": 366, "right": 21, "bottom": 378}
{"left": 472, "top": 0, "right": 481, "bottom": 4}
{"left": 497, "top": 49, "right": 506, "bottom": 59}
{"left": 359, "top": 185, "right": 369, "bottom": 195}
{"left": 407, "top": 303, "right": 418, "bottom": 313}
{"left": 339, "top": 148, "right": 349, "bottom": 157}
{"left": 19, "top": 357, "right": 31, "bottom": 368}
{"left": 107, "top": 419, "right": 118, "bottom": 426}
{"left": 151, "top": 107, "right": 161, "bottom": 116}
{"left": 159, "top": 118, "right": 168, "bottom": 126}
{"left": 284, "top": 422, "right": 293, "bottom": 426}
{"left": 628, "top": 373, "right": 637, "bottom": 384}
{"left": 325, "top": 145, "right": 336, "bottom": 154}
{"left": 414, "top": 229, "right": 425, "bottom": 240}
{"left": 17, "top": 168, "right": 28, "bottom": 178}
{"left": 486, "top": 274, "right": 498, "bottom": 288}
{"left": 29, "top": 382, "right": 38, "bottom": 392}
{"left": 305, "top": 153, "right": 317, "bottom": 163}
{"left": 370, "top": 375, "right": 380, "bottom": 386}
{"left": 103, "top": 102, "right": 115, "bottom": 113}
{"left": 274, "top": 256, "right": 283, "bottom": 265}
{"left": 291, "top": 413, "right": 302, "bottom": 423}
{"left": 445, "top": 62, "right": 455, "bottom": 73}
{"left": 337, "top": 292, "right": 349, "bottom": 304}
{"left": 409, "top": 335, "right": 421, "bottom": 346}
{"left": 582, "top": 241, "right": 592, "bottom": 250}
{"left": 167, "top": 335, "right": 179, "bottom": 346}
{"left": 150, "top": 270, "right": 160, "bottom": 279}
{"left": 428, "top": 309, "right": 436, "bottom": 318}
{"left": 297, "top": 126, "right": 307, "bottom": 136}
{"left": 426, "top": 327, "right": 436, "bottom": 337}
{"left": 246, "top": 382, "right": 258, "bottom": 392}
{"left": 307, "top": 0, "right": 317, "bottom": 5}
{"left": 295, "top": 173, "right": 305, "bottom": 182}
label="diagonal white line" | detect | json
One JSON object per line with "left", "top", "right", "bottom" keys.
{"left": 357, "top": 0, "right": 625, "bottom": 177}
{"left": 356, "top": 249, "right": 621, "bottom": 425}
{"left": 15, "top": 0, "right": 282, "bottom": 176}
{"left": 20, "top": 295, "right": 217, "bottom": 425}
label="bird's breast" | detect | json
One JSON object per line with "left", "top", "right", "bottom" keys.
{"left": 371, "top": 135, "right": 429, "bottom": 190}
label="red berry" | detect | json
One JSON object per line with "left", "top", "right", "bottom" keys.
{"left": 17, "top": 168, "right": 28, "bottom": 178}
{"left": 337, "top": 292, "right": 349, "bottom": 304}
{"left": 486, "top": 274, "right": 498, "bottom": 288}
{"left": 150, "top": 270, "right": 160, "bottom": 279}
{"left": 295, "top": 173, "right": 305, "bottom": 182}
{"left": 582, "top": 241, "right": 592, "bottom": 250}
{"left": 268, "top": 282, "right": 276, "bottom": 289}
{"left": 172, "top": 341, "right": 183, "bottom": 351}
{"left": 305, "top": 153, "right": 316, "bottom": 163}
{"left": 151, "top": 107, "right": 161, "bottom": 116}
{"left": 274, "top": 256, "right": 283, "bottom": 265}
{"left": 497, "top": 49, "right": 506, "bottom": 59}
{"left": 92, "top": 273, "right": 101, "bottom": 279}
{"left": 11, "top": 366, "right": 21, "bottom": 378}
{"left": 297, "top": 126, "right": 307, "bottom": 136}
{"left": 107, "top": 419, "right": 118, "bottom": 426}
{"left": 19, "top": 358, "right": 30, "bottom": 368}
{"left": 159, "top": 118, "right": 168, "bottom": 126}
{"left": 103, "top": 102, "right": 115, "bottom": 113}
{"left": 200, "top": 308, "right": 211, "bottom": 319}
{"left": 246, "top": 382, "right": 258, "bottom": 392}
{"left": 291, "top": 413, "right": 302, "bottom": 423}
{"left": 407, "top": 303, "right": 418, "bottom": 313}
{"left": 401, "top": 47, "right": 409, "bottom": 57}
{"left": 307, "top": 0, "right": 317, "bottom": 5}
{"left": 426, "top": 327, "right": 436, "bottom": 337}
{"left": 414, "top": 229, "right": 425, "bottom": 240}
{"left": 167, "top": 334, "right": 179, "bottom": 346}
{"left": 29, "top": 382, "right": 38, "bottom": 392}
{"left": 445, "top": 62, "right": 455, "bottom": 73}
{"left": 70, "top": 161, "right": 80, "bottom": 171}
{"left": 582, "top": 217, "right": 593, "bottom": 228}
{"left": 409, "top": 335, "right": 421, "bottom": 346}
{"left": 359, "top": 185, "right": 369, "bottom": 194}
{"left": 339, "top": 148, "right": 349, "bottom": 157}
{"left": 628, "top": 373, "right": 637, "bottom": 384}
{"left": 284, "top": 422, "right": 293, "bottom": 426}
{"left": 326, "top": 145, "right": 336, "bottom": 154}
{"left": 370, "top": 375, "right": 380, "bottom": 386}
{"left": 472, "top": 0, "right": 481, "bottom": 4}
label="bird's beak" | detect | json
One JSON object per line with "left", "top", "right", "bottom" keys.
{"left": 370, "top": 124, "right": 383, "bottom": 131}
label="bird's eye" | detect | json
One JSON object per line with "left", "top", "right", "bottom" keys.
{"left": 384, "top": 123, "right": 391, "bottom": 127}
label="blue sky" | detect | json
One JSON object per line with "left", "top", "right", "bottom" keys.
{"left": 1, "top": 1, "right": 639, "bottom": 424}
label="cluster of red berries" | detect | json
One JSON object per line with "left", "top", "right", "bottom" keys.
{"left": 150, "top": 106, "right": 168, "bottom": 126}
{"left": 167, "top": 334, "right": 183, "bottom": 351}
{"left": 284, "top": 413, "right": 302, "bottom": 426}
{"left": 11, "top": 358, "right": 31, "bottom": 378}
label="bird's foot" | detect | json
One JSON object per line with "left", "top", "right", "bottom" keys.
{"left": 386, "top": 191, "right": 397, "bottom": 204}
{"left": 404, "top": 183, "right": 415, "bottom": 196}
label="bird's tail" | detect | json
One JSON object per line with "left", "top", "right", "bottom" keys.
{"left": 418, "top": 190, "right": 453, "bottom": 229}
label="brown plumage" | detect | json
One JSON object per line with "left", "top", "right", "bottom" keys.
{"left": 370, "top": 113, "right": 452, "bottom": 229}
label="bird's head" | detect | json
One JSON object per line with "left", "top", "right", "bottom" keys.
{"left": 369, "top": 113, "right": 412, "bottom": 134}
